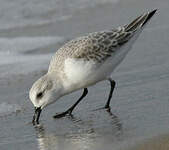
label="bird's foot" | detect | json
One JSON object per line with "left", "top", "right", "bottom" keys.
{"left": 104, "top": 106, "right": 111, "bottom": 112}
{"left": 93, "top": 106, "right": 111, "bottom": 112}
{"left": 53, "top": 109, "right": 72, "bottom": 119}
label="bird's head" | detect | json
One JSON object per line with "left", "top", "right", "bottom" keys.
{"left": 29, "top": 74, "right": 63, "bottom": 125}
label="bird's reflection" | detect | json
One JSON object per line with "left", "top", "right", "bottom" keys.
{"left": 34, "top": 110, "right": 123, "bottom": 150}
{"left": 35, "top": 125, "right": 60, "bottom": 150}
{"left": 106, "top": 108, "right": 122, "bottom": 131}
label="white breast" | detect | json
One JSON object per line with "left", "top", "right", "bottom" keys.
{"left": 64, "top": 58, "right": 98, "bottom": 86}
{"left": 63, "top": 42, "right": 131, "bottom": 92}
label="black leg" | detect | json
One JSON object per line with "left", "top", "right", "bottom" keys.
{"left": 53, "top": 88, "right": 88, "bottom": 118}
{"left": 104, "top": 79, "right": 116, "bottom": 109}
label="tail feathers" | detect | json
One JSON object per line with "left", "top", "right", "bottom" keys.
{"left": 124, "top": 9, "right": 157, "bottom": 32}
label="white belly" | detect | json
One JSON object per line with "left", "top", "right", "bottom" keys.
{"left": 63, "top": 46, "right": 129, "bottom": 92}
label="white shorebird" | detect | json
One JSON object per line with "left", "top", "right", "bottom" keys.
{"left": 30, "top": 10, "right": 157, "bottom": 125}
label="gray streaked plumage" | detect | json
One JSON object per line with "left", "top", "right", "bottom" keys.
{"left": 48, "top": 10, "right": 156, "bottom": 74}
{"left": 48, "top": 28, "right": 132, "bottom": 72}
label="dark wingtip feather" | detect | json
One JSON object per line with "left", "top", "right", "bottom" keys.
{"left": 142, "top": 9, "right": 157, "bottom": 26}
{"left": 124, "top": 9, "right": 157, "bottom": 32}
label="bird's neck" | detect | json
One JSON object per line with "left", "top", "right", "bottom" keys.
{"left": 47, "top": 72, "right": 73, "bottom": 96}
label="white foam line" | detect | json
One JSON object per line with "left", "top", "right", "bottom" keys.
{"left": 0, "top": 102, "right": 21, "bottom": 116}
{"left": 0, "top": 36, "right": 63, "bottom": 54}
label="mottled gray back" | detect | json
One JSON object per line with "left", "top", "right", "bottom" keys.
{"left": 48, "top": 28, "right": 132, "bottom": 73}
{"left": 48, "top": 10, "right": 157, "bottom": 73}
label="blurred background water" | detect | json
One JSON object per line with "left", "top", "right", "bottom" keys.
{"left": 0, "top": 0, "right": 169, "bottom": 150}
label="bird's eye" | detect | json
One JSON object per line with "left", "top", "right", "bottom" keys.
{"left": 37, "top": 92, "right": 43, "bottom": 99}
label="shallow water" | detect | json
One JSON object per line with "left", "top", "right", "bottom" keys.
{"left": 0, "top": 0, "right": 169, "bottom": 150}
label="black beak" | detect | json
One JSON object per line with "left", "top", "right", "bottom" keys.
{"left": 32, "top": 107, "right": 42, "bottom": 125}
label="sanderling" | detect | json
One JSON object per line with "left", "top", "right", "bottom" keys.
{"left": 30, "top": 10, "right": 157, "bottom": 125}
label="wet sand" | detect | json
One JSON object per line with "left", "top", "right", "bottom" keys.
{"left": 129, "top": 134, "right": 169, "bottom": 150}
